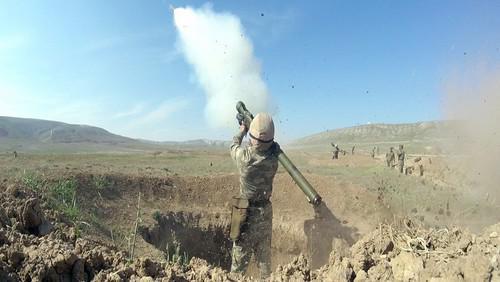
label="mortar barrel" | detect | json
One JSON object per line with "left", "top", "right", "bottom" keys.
{"left": 277, "top": 149, "right": 322, "bottom": 206}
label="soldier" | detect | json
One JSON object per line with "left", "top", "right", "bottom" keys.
{"left": 371, "top": 146, "right": 376, "bottom": 158}
{"left": 13, "top": 151, "right": 17, "bottom": 159}
{"left": 397, "top": 144, "right": 405, "bottom": 173}
{"left": 386, "top": 147, "right": 395, "bottom": 167}
{"left": 351, "top": 145, "right": 355, "bottom": 155}
{"left": 332, "top": 144, "right": 340, "bottom": 159}
{"left": 230, "top": 113, "right": 278, "bottom": 279}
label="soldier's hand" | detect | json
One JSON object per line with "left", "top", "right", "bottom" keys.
{"left": 239, "top": 124, "right": 247, "bottom": 134}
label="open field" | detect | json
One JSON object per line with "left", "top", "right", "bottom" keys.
{"left": 1, "top": 144, "right": 499, "bottom": 280}
{"left": 0, "top": 117, "right": 498, "bottom": 280}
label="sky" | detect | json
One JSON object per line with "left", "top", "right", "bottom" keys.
{"left": 1, "top": 0, "right": 499, "bottom": 142}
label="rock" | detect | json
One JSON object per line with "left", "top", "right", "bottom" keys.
{"left": 367, "top": 260, "right": 393, "bottom": 281}
{"left": 53, "top": 252, "right": 77, "bottom": 274}
{"left": 19, "top": 198, "right": 45, "bottom": 235}
{"left": 137, "top": 258, "right": 161, "bottom": 277}
{"left": 113, "top": 266, "right": 135, "bottom": 279}
{"left": 458, "top": 237, "right": 471, "bottom": 252}
{"left": 7, "top": 250, "right": 24, "bottom": 268}
{"left": 490, "top": 232, "right": 498, "bottom": 238}
{"left": 37, "top": 220, "right": 53, "bottom": 236}
{"left": 72, "top": 259, "right": 86, "bottom": 281}
{"left": 459, "top": 253, "right": 493, "bottom": 281}
{"left": 390, "top": 252, "right": 423, "bottom": 281}
{"left": 354, "top": 269, "right": 368, "bottom": 281}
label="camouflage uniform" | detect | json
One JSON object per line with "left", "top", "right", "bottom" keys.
{"left": 386, "top": 148, "right": 395, "bottom": 167}
{"left": 332, "top": 144, "right": 340, "bottom": 159}
{"left": 397, "top": 146, "right": 405, "bottom": 173}
{"left": 230, "top": 130, "right": 279, "bottom": 278}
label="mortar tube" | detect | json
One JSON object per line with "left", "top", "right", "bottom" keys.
{"left": 276, "top": 149, "right": 322, "bottom": 206}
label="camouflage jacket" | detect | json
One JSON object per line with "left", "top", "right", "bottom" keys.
{"left": 387, "top": 152, "right": 395, "bottom": 161}
{"left": 397, "top": 150, "right": 405, "bottom": 161}
{"left": 230, "top": 131, "right": 279, "bottom": 202}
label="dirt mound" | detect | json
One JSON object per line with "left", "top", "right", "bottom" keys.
{"left": 0, "top": 184, "right": 248, "bottom": 281}
{"left": 0, "top": 182, "right": 498, "bottom": 281}
{"left": 339, "top": 219, "right": 500, "bottom": 281}
{"left": 271, "top": 219, "right": 500, "bottom": 281}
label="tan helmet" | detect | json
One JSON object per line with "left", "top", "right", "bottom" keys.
{"left": 249, "top": 113, "right": 274, "bottom": 143}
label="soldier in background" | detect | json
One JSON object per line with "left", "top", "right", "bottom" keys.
{"left": 331, "top": 143, "right": 340, "bottom": 160}
{"left": 371, "top": 147, "right": 376, "bottom": 158}
{"left": 397, "top": 144, "right": 405, "bottom": 173}
{"left": 386, "top": 147, "right": 395, "bottom": 167}
{"left": 413, "top": 157, "right": 424, "bottom": 177}
{"left": 351, "top": 146, "right": 355, "bottom": 155}
{"left": 13, "top": 151, "right": 17, "bottom": 159}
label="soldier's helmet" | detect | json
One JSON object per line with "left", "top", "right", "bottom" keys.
{"left": 249, "top": 113, "right": 275, "bottom": 143}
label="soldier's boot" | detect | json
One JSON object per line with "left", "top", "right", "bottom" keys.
{"left": 255, "top": 234, "right": 272, "bottom": 279}
{"left": 231, "top": 242, "right": 251, "bottom": 274}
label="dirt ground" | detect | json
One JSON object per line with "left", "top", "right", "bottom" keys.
{"left": 0, "top": 148, "right": 499, "bottom": 281}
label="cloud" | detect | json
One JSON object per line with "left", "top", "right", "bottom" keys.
{"left": 0, "top": 86, "right": 106, "bottom": 126}
{"left": 113, "top": 103, "right": 146, "bottom": 119}
{"left": 0, "top": 80, "right": 195, "bottom": 141}
{"left": 133, "top": 97, "right": 190, "bottom": 126}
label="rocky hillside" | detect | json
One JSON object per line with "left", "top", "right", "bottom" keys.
{"left": 293, "top": 121, "right": 461, "bottom": 146}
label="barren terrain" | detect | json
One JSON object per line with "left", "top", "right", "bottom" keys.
{"left": 0, "top": 142, "right": 498, "bottom": 280}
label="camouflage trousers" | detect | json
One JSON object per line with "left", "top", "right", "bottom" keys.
{"left": 398, "top": 161, "right": 404, "bottom": 173}
{"left": 231, "top": 203, "right": 272, "bottom": 279}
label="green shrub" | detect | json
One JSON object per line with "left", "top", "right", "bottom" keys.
{"left": 92, "top": 175, "right": 109, "bottom": 191}
{"left": 21, "top": 173, "right": 45, "bottom": 191}
{"left": 165, "top": 240, "right": 190, "bottom": 266}
{"left": 49, "top": 179, "right": 80, "bottom": 222}
{"left": 152, "top": 210, "right": 162, "bottom": 222}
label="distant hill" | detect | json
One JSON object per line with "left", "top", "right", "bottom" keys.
{"left": 0, "top": 116, "right": 230, "bottom": 152}
{"left": 290, "top": 121, "right": 462, "bottom": 153}
{"left": 0, "top": 116, "right": 134, "bottom": 144}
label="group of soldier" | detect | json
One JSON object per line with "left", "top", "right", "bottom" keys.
{"left": 385, "top": 145, "right": 406, "bottom": 173}
{"left": 385, "top": 145, "right": 424, "bottom": 176}
{"left": 330, "top": 143, "right": 351, "bottom": 159}
{"left": 330, "top": 143, "right": 424, "bottom": 176}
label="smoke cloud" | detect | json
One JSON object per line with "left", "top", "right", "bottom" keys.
{"left": 444, "top": 70, "right": 500, "bottom": 200}
{"left": 173, "top": 4, "right": 271, "bottom": 128}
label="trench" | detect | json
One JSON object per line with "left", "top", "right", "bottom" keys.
{"left": 140, "top": 211, "right": 233, "bottom": 269}
{"left": 68, "top": 173, "right": 357, "bottom": 271}
{"left": 139, "top": 210, "right": 314, "bottom": 272}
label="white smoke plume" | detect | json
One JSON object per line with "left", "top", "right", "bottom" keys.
{"left": 173, "top": 4, "right": 271, "bottom": 128}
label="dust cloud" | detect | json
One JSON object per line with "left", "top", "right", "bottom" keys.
{"left": 173, "top": 4, "right": 271, "bottom": 128}
{"left": 443, "top": 71, "right": 500, "bottom": 201}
